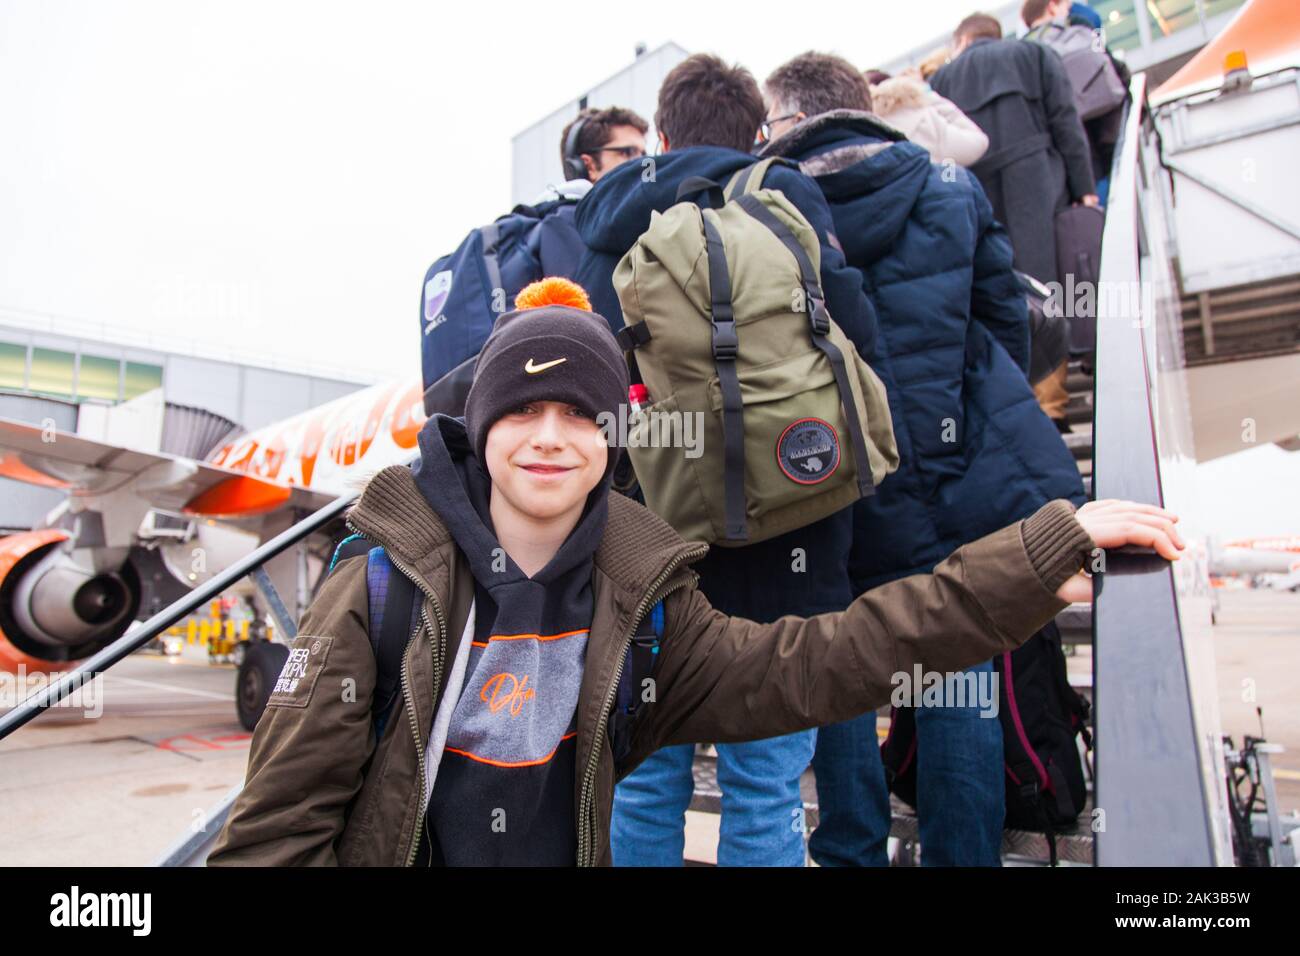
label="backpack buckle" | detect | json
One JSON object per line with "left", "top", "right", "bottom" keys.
{"left": 807, "top": 295, "right": 831, "bottom": 336}
{"left": 712, "top": 320, "right": 738, "bottom": 360}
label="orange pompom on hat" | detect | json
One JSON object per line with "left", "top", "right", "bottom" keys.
{"left": 462, "top": 277, "right": 628, "bottom": 475}
{"left": 514, "top": 276, "right": 592, "bottom": 312}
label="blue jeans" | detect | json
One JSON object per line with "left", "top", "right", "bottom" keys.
{"left": 611, "top": 730, "right": 817, "bottom": 866}
{"left": 809, "top": 660, "right": 1005, "bottom": 866}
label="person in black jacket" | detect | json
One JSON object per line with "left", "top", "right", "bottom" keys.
{"left": 929, "top": 12, "right": 1098, "bottom": 287}
{"left": 574, "top": 52, "right": 879, "bottom": 867}
{"left": 1021, "top": 0, "right": 1131, "bottom": 205}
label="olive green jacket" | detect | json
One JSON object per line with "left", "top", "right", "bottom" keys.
{"left": 207, "top": 465, "right": 1092, "bottom": 866}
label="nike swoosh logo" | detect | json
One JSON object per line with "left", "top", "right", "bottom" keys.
{"left": 524, "top": 357, "right": 566, "bottom": 374}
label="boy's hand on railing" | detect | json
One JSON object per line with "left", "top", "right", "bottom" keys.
{"left": 1055, "top": 499, "right": 1186, "bottom": 603}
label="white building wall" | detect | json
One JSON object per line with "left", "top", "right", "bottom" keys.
{"left": 511, "top": 42, "right": 690, "bottom": 206}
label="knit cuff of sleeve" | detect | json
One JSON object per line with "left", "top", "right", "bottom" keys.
{"left": 1020, "top": 499, "right": 1096, "bottom": 595}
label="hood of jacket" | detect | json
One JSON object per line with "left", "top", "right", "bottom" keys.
{"left": 868, "top": 75, "right": 929, "bottom": 116}
{"left": 759, "top": 110, "right": 931, "bottom": 265}
{"left": 574, "top": 145, "right": 758, "bottom": 254}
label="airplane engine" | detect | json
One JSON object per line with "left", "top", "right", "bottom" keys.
{"left": 0, "top": 530, "right": 141, "bottom": 670}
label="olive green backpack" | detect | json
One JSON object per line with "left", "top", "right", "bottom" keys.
{"left": 612, "top": 158, "right": 898, "bottom": 546}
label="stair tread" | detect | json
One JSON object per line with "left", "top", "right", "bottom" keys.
{"left": 683, "top": 753, "right": 1094, "bottom": 865}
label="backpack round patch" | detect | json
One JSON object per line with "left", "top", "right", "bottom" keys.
{"left": 776, "top": 418, "right": 840, "bottom": 484}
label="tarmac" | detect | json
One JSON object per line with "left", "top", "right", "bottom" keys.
{"left": 0, "top": 588, "right": 1295, "bottom": 866}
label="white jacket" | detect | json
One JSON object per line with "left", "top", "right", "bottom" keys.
{"left": 870, "top": 75, "right": 989, "bottom": 168}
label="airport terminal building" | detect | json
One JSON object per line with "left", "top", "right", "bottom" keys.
{"left": 0, "top": 310, "right": 374, "bottom": 533}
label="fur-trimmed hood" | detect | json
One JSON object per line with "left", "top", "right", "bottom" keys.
{"left": 758, "top": 110, "right": 932, "bottom": 263}
{"left": 868, "top": 74, "right": 931, "bottom": 117}
{"left": 758, "top": 109, "right": 905, "bottom": 168}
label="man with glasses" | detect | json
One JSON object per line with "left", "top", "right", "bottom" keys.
{"left": 759, "top": 109, "right": 803, "bottom": 144}
{"left": 558, "top": 107, "right": 649, "bottom": 185}
{"left": 513, "top": 107, "right": 649, "bottom": 296}
{"left": 530, "top": 107, "right": 649, "bottom": 274}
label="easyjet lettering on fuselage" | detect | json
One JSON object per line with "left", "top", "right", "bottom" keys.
{"left": 208, "top": 376, "right": 427, "bottom": 497}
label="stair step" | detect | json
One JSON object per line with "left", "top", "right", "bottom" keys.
{"left": 1066, "top": 393, "right": 1093, "bottom": 424}
{"left": 1066, "top": 371, "right": 1094, "bottom": 393}
{"left": 1056, "top": 602, "right": 1092, "bottom": 644}
{"left": 1062, "top": 422, "right": 1093, "bottom": 457}
{"left": 682, "top": 752, "right": 1095, "bottom": 865}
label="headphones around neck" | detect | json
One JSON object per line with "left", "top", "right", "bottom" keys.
{"left": 562, "top": 115, "right": 590, "bottom": 181}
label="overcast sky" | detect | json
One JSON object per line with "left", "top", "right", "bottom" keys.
{"left": 0, "top": 0, "right": 970, "bottom": 380}
{"left": 2, "top": 0, "right": 1296, "bottom": 539}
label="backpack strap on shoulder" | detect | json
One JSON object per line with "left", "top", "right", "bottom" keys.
{"left": 609, "top": 598, "right": 667, "bottom": 766}
{"left": 627, "top": 599, "right": 664, "bottom": 697}
{"left": 675, "top": 176, "right": 725, "bottom": 208}
{"left": 365, "top": 546, "right": 420, "bottom": 740}
{"left": 725, "top": 158, "right": 771, "bottom": 200}
{"left": 732, "top": 193, "right": 875, "bottom": 497}
{"left": 724, "top": 157, "right": 800, "bottom": 201}
{"left": 478, "top": 222, "right": 504, "bottom": 300}
{"left": 700, "top": 209, "right": 748, "bottom": 541}
{"left": 328, "top": 533, "right": 371, "bottom": 575}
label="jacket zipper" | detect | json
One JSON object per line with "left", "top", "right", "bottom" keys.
{"left": 575, "top": 544, "right": 707, "bottom": 867}
{"left": 344, "top": 517, "right": 448, "bottom": 866}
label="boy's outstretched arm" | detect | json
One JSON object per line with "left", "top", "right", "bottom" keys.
{"left": 206, "top": 556, "right": 377, "bottom": 866}
{"left": 634, "top": 499, "right": 1180, "bottom": 753}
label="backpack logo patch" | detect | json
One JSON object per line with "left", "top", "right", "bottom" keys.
{"left": 423, "top": 270, "right": 454, "bottom": 334}
{"left": 776, "top": 418, "right": 840, "bottom": 484}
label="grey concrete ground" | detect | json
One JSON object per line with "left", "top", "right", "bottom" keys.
{"left": 0, "top": 652, "right": 251, "bottom": 866}
{"left": 1, "top": 589, "right": 1295, "bottom": 866}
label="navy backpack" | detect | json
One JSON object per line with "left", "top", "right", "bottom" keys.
{"left": 419, "top": 198, "right": 584, "bottom": 417}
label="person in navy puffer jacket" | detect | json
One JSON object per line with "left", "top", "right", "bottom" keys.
{"left": 575, "top": 53, "right": 881, "bottom": 867}
{"left": 761, "top": 51, "right": 1086, "bottom": 867}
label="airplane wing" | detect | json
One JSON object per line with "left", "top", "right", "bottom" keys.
{"left": 0, "top": 416, "right": 339, "bottom": 518}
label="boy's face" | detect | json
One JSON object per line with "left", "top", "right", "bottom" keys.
{"left": 483, "top": 401, "right": 607, "bottom": 521}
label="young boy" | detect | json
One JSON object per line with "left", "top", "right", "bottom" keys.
{"left": 207, "top": 278, "right": 1183, "bottom": 867}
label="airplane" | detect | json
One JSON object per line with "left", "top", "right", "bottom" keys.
{"left": 0, "top": 374, "right": 428, "bottom": 720}
{"left": 1209, "top": 535, "right": 1300, "bottom": 588}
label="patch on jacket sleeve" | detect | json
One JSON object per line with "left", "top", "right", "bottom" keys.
{"left": 266, "top": 635, "right": 334, "bottom": 709}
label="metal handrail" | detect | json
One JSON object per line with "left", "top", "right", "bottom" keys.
{"left": 0, "top": 492, "right": 355, "bottom": 741}
{"left": 1090, "top": 74, "right": 1226, "bottom": 865}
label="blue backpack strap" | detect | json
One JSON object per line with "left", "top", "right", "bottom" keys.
{"left": 365, "top": 547, "right": 420, "bottom": 741}
{"left": 328, "top": 533, "right": 370, "bottom": 575}
{"left": 610, "top": 599, "right": 666, "bottom": 766}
